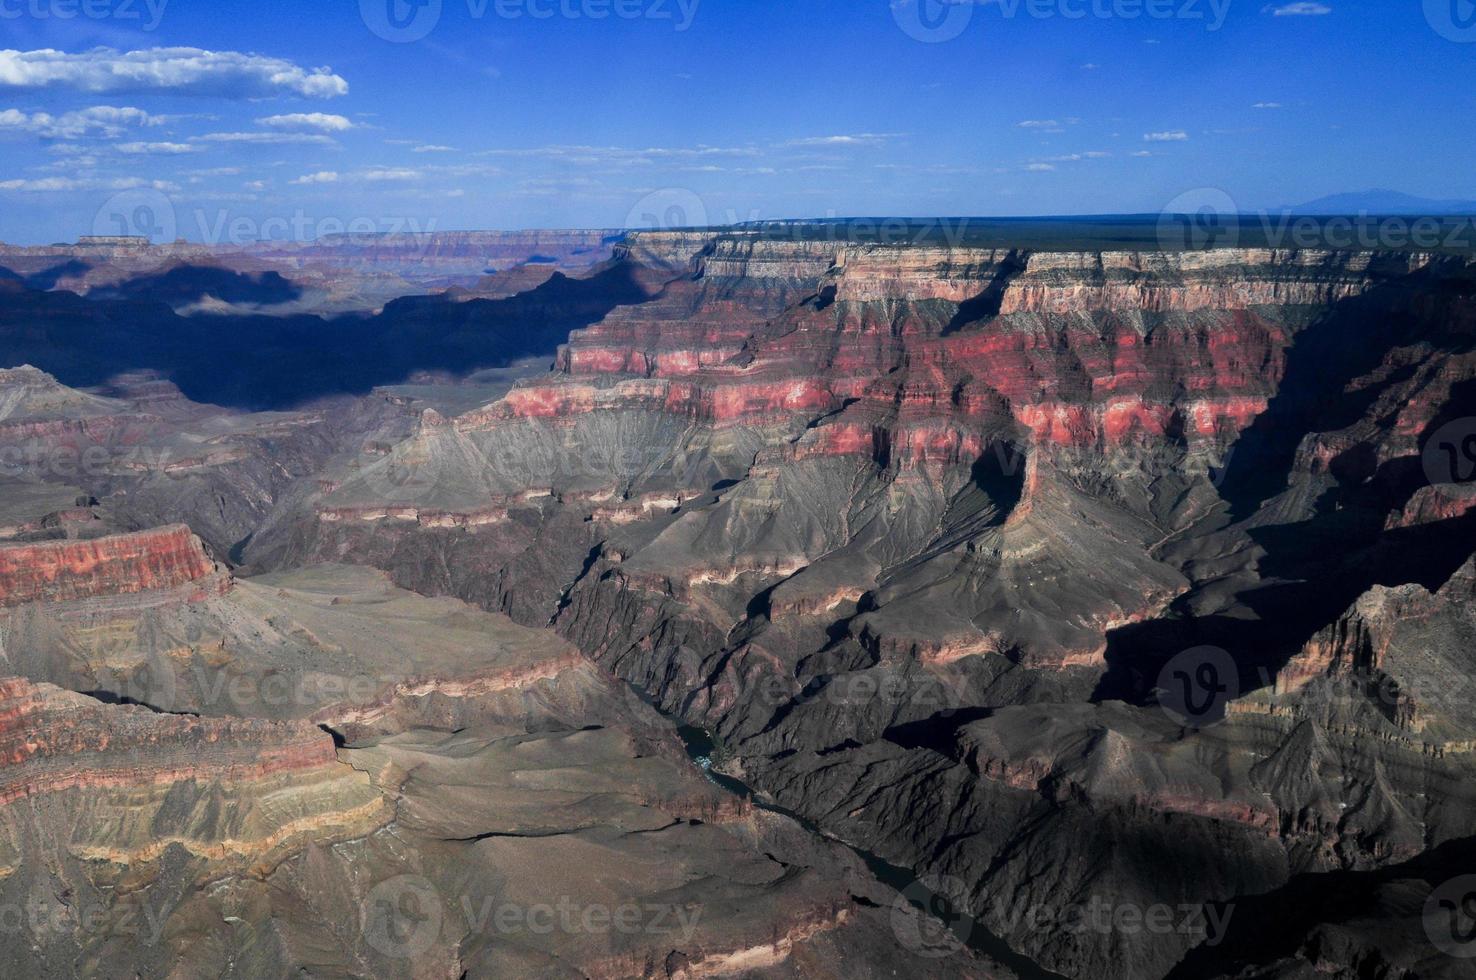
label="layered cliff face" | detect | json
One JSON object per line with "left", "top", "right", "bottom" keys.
{"left": 0, "top": 525, "right": 225, "bottom": 607}
{"left": 239, "top": 231, "right": 1476, "bottom": 978}
{"left": 0, "top": 676, "right": 391, "bottom": 979}
{"left": 0, "top": 521, "right": 977, "bottom": 977}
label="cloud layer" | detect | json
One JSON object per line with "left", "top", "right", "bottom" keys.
{"left": 0, "top": 47, "right": 348, "bottom": 98}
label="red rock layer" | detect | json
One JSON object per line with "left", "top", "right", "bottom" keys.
{"left": 483, "top": 240, "right": 1413, "bottom": 477}
{"left": 0, "top": 677, "right": 339, "bottom": 806}
{"left": 0, "top": 525, "right": 223, "bottom": 607}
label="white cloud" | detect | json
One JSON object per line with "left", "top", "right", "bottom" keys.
{"left": 1082, "top": 63, "right": 1100, "bottom": 69}
{"left": 0, "top": 105, "right": 163, "bottom": 138}
{"left": 1017, "top": 119, "right": 1060, "bottom": 129}
{"left": 243, "top": 180, "right": 268, "bottom": 191}
{"left": 1263, "top": 2, "right": 1330, "bottom": 14}
{"left": 412, "top": 144, "right": 456, "bottom": 153}
{"left": 1252, "top": 102, "right": 1284, "bottom": 109}
{"left": 477, "top": 144, "right": 761, "bottom": 167}
{"left": 192, "top": 131, "right": 337, "bottom": 146}
{"left": 784, "top": 133, "right": 902, "bottom": 147}
{"left": 1132, "top": 150, "right": 1153, "bottom": 157}
{"left": 1025, "top": 163, "right": 1056, "bottom": 171}
{"left": 0, "top": 47, "right": 348, "bottom": 98}
{"left": 1144, "top": 130, "right": 1189, "bottom": 142}
{"left": 289, "top": 170, "right": 339, "bottom": 185}
{"left": 257, "top": 112, "right": 354, "bottom": 132}
{"left": 359, "top": 168, "right": 420, "bottom": 181}
{"left": 0, "top": 176, "right": 175, "bottom": 192}
{"left": 117, "top": 141, "right": 199, "bottom": 154}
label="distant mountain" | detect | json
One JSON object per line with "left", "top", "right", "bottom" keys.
{"left": 1284, "top": 189, "right": 1476, "bottom": 214}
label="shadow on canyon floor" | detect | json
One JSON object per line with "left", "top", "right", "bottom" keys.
{"left": 0, "top": 260, "right": 657, "bottom": 410}
{"left": 1165, "top": 833, "right": 1476, "bottom": 979}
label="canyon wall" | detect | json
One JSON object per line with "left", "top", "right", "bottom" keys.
{"left": 0, "top": 526, "right": 223, "bottom": 607}
{"left": 251, "top": 231, "right": 1476, "bottom": 978}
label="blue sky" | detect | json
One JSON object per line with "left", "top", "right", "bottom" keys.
{"left": 0, "top": 0, "right": 1471, "bottom": 243}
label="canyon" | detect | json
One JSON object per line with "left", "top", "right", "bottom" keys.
{"left": 0, "top": 226, "right": 1473, "bottom": 978}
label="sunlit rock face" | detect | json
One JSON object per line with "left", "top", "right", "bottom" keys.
{"left": 0, "top": 525, "right": 224, "bottom": 607}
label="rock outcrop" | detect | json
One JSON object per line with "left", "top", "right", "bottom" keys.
{"left": 0, "top": 525, "right": 224, "bottom": 607}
